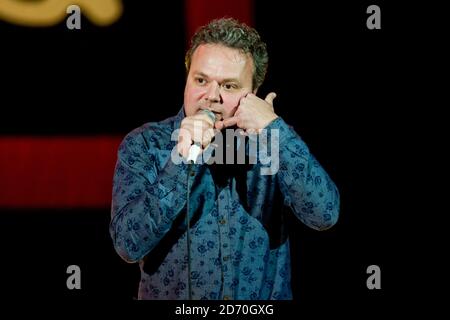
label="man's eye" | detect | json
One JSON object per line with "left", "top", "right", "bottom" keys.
{"left": 195, "top": 78, "right": 206, "bottom": 85}
{"left": 223, "top": 83, "right": 237, "bottom": 90}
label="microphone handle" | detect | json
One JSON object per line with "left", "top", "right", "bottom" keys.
{"left": 187, "top": 142, "right": 202, "bottom": 163}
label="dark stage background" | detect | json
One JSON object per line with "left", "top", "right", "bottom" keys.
{"left": 0, "top": 0, "right": 430, "bottom": 313}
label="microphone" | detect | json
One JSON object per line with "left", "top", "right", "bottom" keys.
{"left": 187, "top": 109, "right": 216, "bottom": 163}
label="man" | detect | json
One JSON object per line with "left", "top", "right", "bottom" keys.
{"left": 110, "top": 18, "right": 339, "bottom": 300}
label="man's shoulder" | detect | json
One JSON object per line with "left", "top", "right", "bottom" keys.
{"left": 127, "top": 116, "right": 174, "bottom": 139}
{"left": 120, "top": 112, "right": 181, "bottom": 152}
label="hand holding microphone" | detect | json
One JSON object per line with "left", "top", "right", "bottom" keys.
{"left": 177, "top": 109, "right": 217, "bottom": 163}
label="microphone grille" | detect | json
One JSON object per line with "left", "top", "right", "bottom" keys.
{"left": 201, "top": 109, "right": 216, "bottom": 123}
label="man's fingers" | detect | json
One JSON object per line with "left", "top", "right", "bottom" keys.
{"left": 182, "top": 118, "right": 211, "bottom": 144}
{"left": 264, "top": 92, "right": 277, "bottom": 105}
{"left": 222, "top": 116, "right": 238, "bottom": 128}
{"left": 190, "top": 113, "right": 215, "bottom": 126}
{"left": 215, "top": 120, "right": 224, "bottom": 130}
{"left": 177, "top": 138, "right": 191, "bottom": 159}
{"left": 177, "top": 128, "right": 192, "bottom": 158}
{"left": 246, "top": 128, "right": 257, "bottom": 135}
{"left": 202, "top": 128, "right": 216, "bottom": 147}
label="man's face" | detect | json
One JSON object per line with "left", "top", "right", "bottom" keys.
{"left": 184, "top": 44, "right": 255, "bottom": 121}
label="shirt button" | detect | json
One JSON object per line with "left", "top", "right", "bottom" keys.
{"left": 223, "top": 295, "right": 231, "bottom": 300}
{"left": 223, "top": 255, "right": 229, "bottom": 262}
{"left": 190, "top": 170, "right": 195, "bottom": 177}
{"left": 219, "top": 219, "right": 226, "bottom": 225}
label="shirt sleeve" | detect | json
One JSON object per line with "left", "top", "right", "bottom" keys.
{"left": 110, "top": 129, "right": 189, "bottom": 262}
{"left": 265, "top": 117, "right": 340, "bottom": 230}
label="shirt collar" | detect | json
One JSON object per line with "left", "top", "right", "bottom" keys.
{"left": 173, "top": 106, "right": 186, "bottom": 131}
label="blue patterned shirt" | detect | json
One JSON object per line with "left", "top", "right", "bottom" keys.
{"left": 110, "top": 107, "right": 340, "bottom": 300}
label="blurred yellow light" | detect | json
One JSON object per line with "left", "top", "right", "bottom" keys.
{"left": 0, "top": 0, "right": 123, "bottom": 27}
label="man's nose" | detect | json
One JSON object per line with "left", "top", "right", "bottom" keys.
{"left": 205, "top": 81, "right": 220, "bottom": 103}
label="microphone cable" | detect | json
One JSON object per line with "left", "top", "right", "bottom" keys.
{"left": 185, "top": 109, "right": 216, "bottom": 300}
{"left": 186, "top": 161, "right": 194, "bottom": 300}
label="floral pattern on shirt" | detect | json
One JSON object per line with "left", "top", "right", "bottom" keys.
{"left": 110, "top": 107, "right": 339, "bottom": 300}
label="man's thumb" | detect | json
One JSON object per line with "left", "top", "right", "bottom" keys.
{"left": 265, "top": 92, "right": 277, "bottom": 105}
